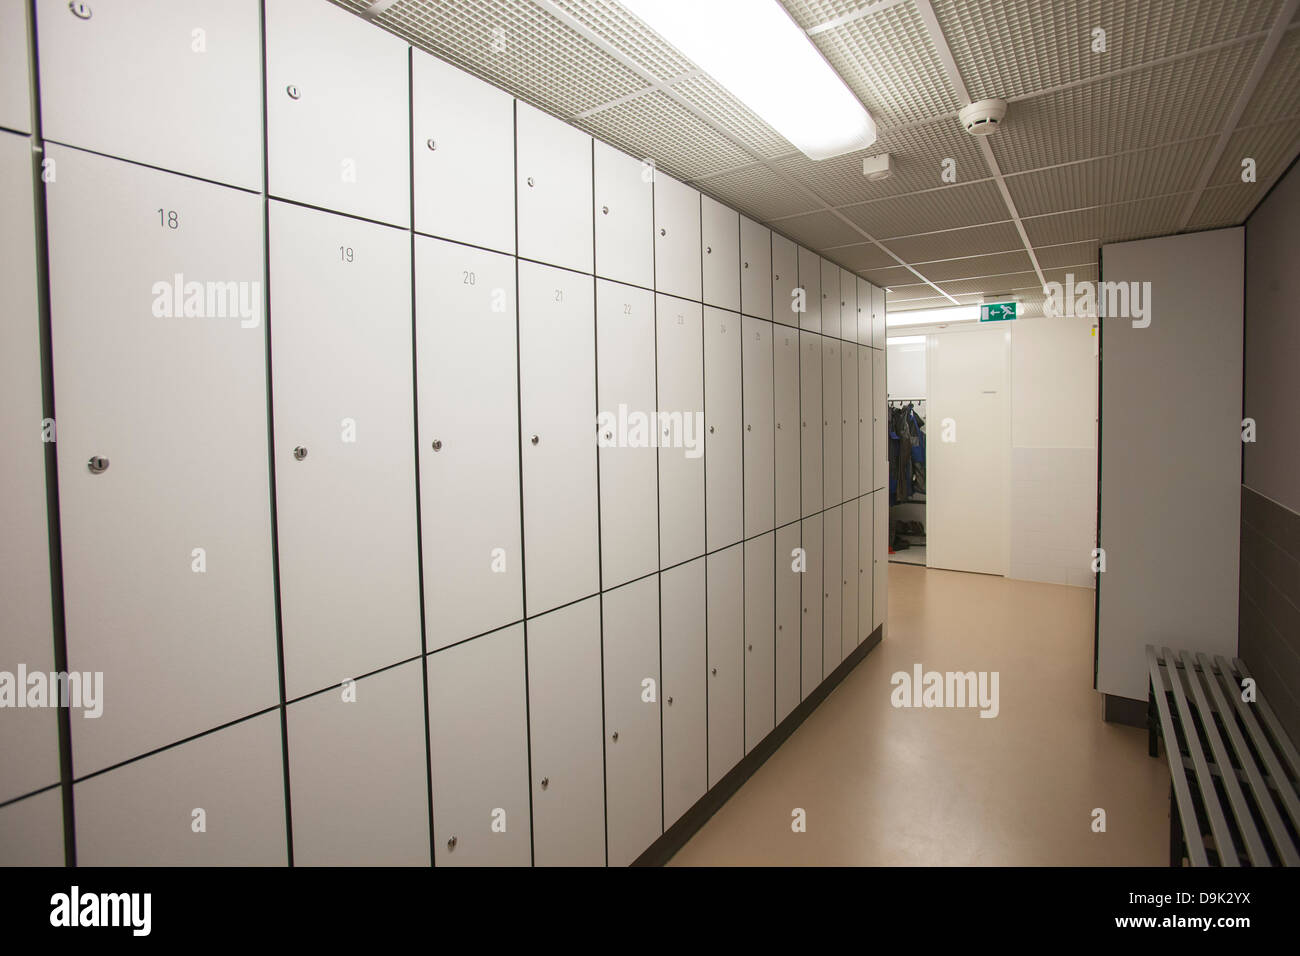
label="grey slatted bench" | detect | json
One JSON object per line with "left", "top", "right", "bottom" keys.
{"left": 1146, "top": 646, "right": 1300, "bottom": 866}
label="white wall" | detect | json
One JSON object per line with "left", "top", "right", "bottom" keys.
{"left": 886, "top": 339, "right": 926, "bottom": 399}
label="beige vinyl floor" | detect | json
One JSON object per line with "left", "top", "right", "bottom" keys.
{"left": 670, "top": 564, "right": 1170, "bottom": 866}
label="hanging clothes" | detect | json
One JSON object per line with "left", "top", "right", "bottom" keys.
{"left": 888, "top": 401, "right": 926, "bottom": 503}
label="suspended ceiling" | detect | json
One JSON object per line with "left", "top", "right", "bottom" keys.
{"left": 334, "top": 0, "right": 1300, "bottom": 317}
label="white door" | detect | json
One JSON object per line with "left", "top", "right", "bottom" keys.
{"left": 602, "top": 575, "right": 662, "bottom": 866}
{"left": 840, "top": 268, "right": 857, "bottom": 340}
{"left": 822, "top": 338, "right": 843, "bottom": 507}
{"left": 266, "top": 0, "right": 409, "bottom": 225}
{"left": 413, "top": 51, "right": 515, "bottom": 254}
{"left": 742, "top": 316, "right": 774, "bottom": 537}
{"left": 597, "top": 279, "right": 658, "bottom": 588}
{"left": 704, "top": 306, "right": 743, "bottom": 550}
{"left": 800, "top": 514, "right": 823, "bottom": 700}
{"left": 797, "top": 247, "right": 821, "bottom": 333}
{"left": 800, "top": 332, "right": 823, "bottom": 516}
{"left": 518, "top": 260, "right": 599, "bottom": 615}
{"left": 594, "top": 143, "right": 653, "bottom": 289}
{"left": 822, "top": 505, "right": 843, "bottom": 678}
{"left": 270, "top": 201, "right": 420, "bottom": 699}
{"left": 415, "top": 236, "right": 522, "bottom": 650}
{"left": 873, "top": 491, "right": 887, "bottom": 630}
{"left": 0, "top": 1, "right": 29, "bottom": 134}
{"left": 427, "top": 625, "right": 531, "bottom": 866}
{"left": 857, "top": 277, "right": 872, "bottom": 345}
{"left": 872, "top": 284, "right": 887, "bottom": 349}
{"left": 873, "top": 348, "right": 887, "bottom": 490}
{"left": 516, "top": 102, "right": 593, "bottom": 275}
{"left": 740, "top": 216, "right": 772, "bottom": 320}
{"left": 707, "top": 543, "right": 744, "bottom": 788}
{"left": 842, "top": 343, "right": 860, "bottom": 499}
{"left": 859, "top": 497, "right": 874, "bottom": 638}
{"left": 774, "top": 523, "right": 802, "bottom": 723}
{"left": 928, "top": 329, "right": 1010, "bottom": 575}
{"left": 656, "top": 294, "right": 705, "bottom": 567}
{"left": 772, "top": 234, "right": 799, "bottom": 328}
{"left": 702, "top": 195, "right": 740, "bottom": 312}
{"left": 654, "top": 172, "right": 701, "bottom": 301}
{"left": 820, "top": 258, "right": 840, "bottom": 339}
{"left": 744, "top": 533, "right": 775, "bottom": 752}
{"left": 842, "top": 499, "right": 859, "bottom": 656}
{"left": 47, "top": 146, "right": 277, "bottom": 777}
{"left": 774, "top": 325, "right": 800, "bottom": 526}
{"left": 661, "top": 558, "right": 706, "bottom": 827}
{"left": 527, "top": 597, "right": 606, "bottom": 867}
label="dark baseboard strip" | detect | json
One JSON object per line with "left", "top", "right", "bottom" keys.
{"left": 633, "top": 624, "right": 883, "bottom": 867}
{"left": 1103, "top": 692, "right": 1147, "bottom": 728}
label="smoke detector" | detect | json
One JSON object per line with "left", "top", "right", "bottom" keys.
{"left": 959, "top": 98, "right": 1007, "bottom": 135}
{"left": 861, "top": 153, "right": 894, "bottom": 181}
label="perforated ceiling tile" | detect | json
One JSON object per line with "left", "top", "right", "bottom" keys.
{"left": 932, "top": 0, "right": 1282, "bottom": 103}
{"left": 547, "top": 0, "right": 693, "bottom": 83}
{"left": 886, "top": 288, "right": 949, "bottom": 305}
{"left": 885, "top": 220, "right": 1021, "bottom": 262}
{"left": 912, "top": 249, "right": 1033, "bottom": 282}
{"left": 1240, "top": 24, "right": 1300, "bottom": 126}
{"left": 858, "top": 264, "right": 916, "bottom": 287}
{"left": 1002, "top": 138, "right": 1217, "bottom": 218}
{"left": 938, "top": 271, "right": 1040, "bottom": 298}
{"left": 1034, "top": 240, "right": 1100, "bottom": 271}
{"left": 771, "top": 209, "right": 867, "bottom": 249}
{"left": 781, "top": 0, "right": 882, "bottom": 32}
{"left": 694, "top": 164, "right": 824, "bottom": 221}
{"left": 1186, "top": 182, "right": 1264, "bottom": 230}
{"left": 842, "top": 179, "right": 1009, "bottom": 238}
{"left": 1021, "top": 193, "right": 1187, "bottom": 247}
{"left": 827, "top": 241, "right": 909, "bottom": 273}
{"left": 668, "top": 74, "right": 795, "bottom": 159}
{"left": 1204, "top": 119, "right": 1300, "bottom": 188}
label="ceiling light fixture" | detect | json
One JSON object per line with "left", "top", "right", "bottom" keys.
{"left": 886, "top": 305, "right": 980, "bottom": 327}
{"left": 619, "top": 0, "right": 877, "bottom": 160}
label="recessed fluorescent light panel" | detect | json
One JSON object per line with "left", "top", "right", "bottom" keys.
{"left": 886, "top": 335, "right": 926, "bottom": 345}
{"left": 619, "top": 0, "right": 877, "bottom": 160}
{"left": 886, "top": 305, "right": 980, "bottom": 327}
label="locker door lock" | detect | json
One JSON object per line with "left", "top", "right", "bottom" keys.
{"left": 774, "top": 274, "right": 780, "bottom": 281}
{"left": 666, "top": 696, "right": 673, "bottom": 705}
{"left": 706, "top": 246, "right": 712, "bottom": 254}
{"left": 611, "top": 731, "right": 619, "bottom": 742}
{"left": 526, "top": 176, "right": 535, "bottom": 188}
{"left": 746, "top": 424, "right": 751, "bottom": 432}
{"left": 530, "top": 435, "right": 539, "bottom": 445}
{"left": 708, "top": 425, "right": 714, "bottom": 434}
{"left": 431, "top": 439, "right": 443, "bottom": 451}
{"left": 446, "top": 836, "right": 457, "bottom": 851}
{"left": 601, "top": 205, "right": 609, "bottom": 215}
{"left": 659, "top": 228, "right": 666, "bottom": 237}
{"left": 743, "top": 261, "right": 749, "bottom": 269}
{"left": 426, "top": 138, "right": 437, "bottom": 151}
{"left": 286, "top": 84, "right": 301, "bottom": 100}
{"left": 69, "top": 2, "right": 92, "bottom": 19}
{"left": 711, "top": 667, "right": 718, "bottom": 676}
{"left": 540, "top": 777, "right": 549, "bottom": 790}
{"left": 747, "top": 644, "right": 753, "bottom": 652}
{"left": 293, "top": 446, "right": 308, "bottom": 461}
{"left": 87, "top": 456, "right": 109, "bottom": 474}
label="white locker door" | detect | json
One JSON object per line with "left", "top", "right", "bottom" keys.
{"left": 602, "top": 576, "right": 662, "bottom": 867}
{"left": 859, "top": 345, "right": 873, "bottom": 491}
{"left": 774, "top": 325, "right": 801, "bottom": 527}
{"left": 822, "top": 505, "right": 843, "bottom": 678}
{"left": 0, "top": 0, "right": 29, "bottom": 134}
{"left": 797, "top": 246, "right": 821, "bottom": 333}
{"left": 740, "top": 216, "right": 772, "bottom": 320}
{"left": 857, "top": 277, "right": 872, "bottom": 345}
{"left": 654, "top": 172, "right": 701, "bottom": 301}
{"left": 823, "top": 338, "right": 843, "bottom": 507}
{"left": 772, "top": 233, "right": 799, "bottom": 328}
{"left": 744, "top": 533, "right": 775, "bottom": 753}
{"left": 517, "top": 102, "right": 593, "bottom": 275}
{"left": 859, "top": 496, "right": 874, "bottom": 639}
{"left": 702, "top": 195, "right": 740, "bottom": 312}
{"left": 840, "top": 268, "right": 857, "bottom": 341}
{"left": 661, "top": 558, "right": 707, "bottom": 827}
{"left": 707, "top": 544, "right": 744, "bottom": 788}
{"left": 597, "top": 279, "right": 658, "bottom": 588}
{"left": 656, "top": 294, "right": 705, "bottom": 568}
{"left": 528, "top": 597, "right": 605, "bottom": 867}
{"left": 872, "top": 284, "right": 887, "bottom": 349}
{"left": 428, "top": 625, "right": 531, "bottom": 867}
{"left": 36, "top": 0, "right": 261, "bottom": 189}
{"left": 287, "top": 660, "right": 429, "bottom": 865}
{"left": 873, "top": 348, "right": 887, "bottom": 489}
{"left": 820, "top": 258, "right": 840, "bottom": 339}
{"left": 47, "top": 146, "right": 276, "bottom": 777}
{"left": 266, "top": 0, "right": 409, "bottom": 226}
{"left": 413, "top": 51, "right": 515, "bottom": 254}
{"left": 594, "top": 142, "right": 653, "bottom": 289}
{"left": 704, "top": 306, "right": 743, "bottom": 550}
{"left": 774, "top": 523, "right": 802, "bottom": 723}
{"left": 742, "top": 316, "right": 775, "bottom": 537}
{"left": 842, "top": 343, "right": 860, "bottom": 499}
{"left": 800, "top": 332, "right": 823, "bottom": 516}
{"left": 271, "top": 202, "right": 420, "bottom": 699}
{"left": 800, "top": 514, "right": 823, "bottom": 700}
{"left": 75, "top": 712, "right": 286, "bottom": 865}
{"left": 843, "top": 499, "right": 860, "bottom": 656}
{"left": 519, "top": 260, "right": 599, "bottom": 616}
{"left": 0, "top": 129, "right": 59, "bottom": 805}
{"left": 874, "top": 490, "right": 887, "bottom": 630}
{"left": 416, "top": 236, "right": 522, "bottom": 651}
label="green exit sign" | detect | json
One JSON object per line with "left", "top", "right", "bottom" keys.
{"left": 980, "top": 301, "right": 1017, "bottom": 322}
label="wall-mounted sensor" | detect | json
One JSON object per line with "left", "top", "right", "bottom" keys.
{"left": 862, "top": 153, "right": 894, "bottom": 181}
{"left": 959, "top": 98, "right": 1007, "bottom": 135}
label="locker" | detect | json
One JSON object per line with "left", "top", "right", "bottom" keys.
{"left": 707, "top": 544, "right": 744, "bottom": 788}
{"left": 799, "top": 332, "right": 824, "bottom": 516}
{"left": 656, "top": 294, "right": 705, "bottom": 568}
{"left": 0, "top": 130, "right": 59, "bottom": 805}
{"left": 517, "top": 102, "right": 593, "bottom": 275}
{"left": 704, "top": 306, "right": 743, "bottom": 550}
{"left": 872, "top": 284, "right": 887, "bottom": 349}
{"left": 416, "top": 236, "right": 523, "bottom": 650}
{"left": 859, "top": 496, "right": 874, "bottom": 639}
{"left": 820, "top": 258, "right": 840, "bottom": 339}
{"left": 1, "top": 0, "right": 29, "bottom": 134}
{"left": 859, "top": 346, "right": 873, "bottom": 492}
{"left": 0, "top": 788, "right": 64, "bottom": 867}
{"left": 427, "top": 624, "right": 530, "bottom": 867}
{"left": 744, "top": 533, "right": 775, "bottom": 753}
{"left": 46, "top": 146, "right": 276, "bottom": 776}
{"left": 37, "top": 0, "right": 261, "bottom": 189}
{"left": 701, "top": 195, "right": 740, "bottom": 311}
{"left": 741, "top": 315, "right": 775, "bottom": 537}
{"left": 653, "top": 172, "right": 701, "bottom": 301}
{"left": 661, "top": 558, "right": 707, "bottom": 827}
{"left": 602, "top": 576, "right": 662, "bottom": 867}
{"left": 527, "top": 597, "right": 606, "bottom": 867}
{"left": 823, "top": 505, "right": 843, "bottom": 678}
{"left": 840, "top": 268, "right": 858, "bottom": 341}
{"left": 873, "top": 348, "right": 888, "bottom": 489}
{"left": 413, "top": 51, "right": 515, "bottom": 254}
{"left": 797, "top": 246, "right": 821, "bottom": 333}
{"left": 774, "top": 325, "right": 801, "bottom": 527}
{"left": 774, "top": 523, "right": 802, "bottom": 723}
{"left": 597, "top": 279, "right": 658, "bottom": 588}
{"left": 800, "top": 514, "right": 823, "bottom": 700}
{"left": 874, "top": 491, "right": 888, "bottom": 630}
{"left": 75, "top": 712, "right": 286, "bottom": 865}
{"left": 594, "top": 142, "right": 653, "bottom": 289}
{"left": 857, "top": 277, "right": 872, "bottom": 345}
{"left": 270, "top": 201, "right": 420, "bottom": 699}
{"left": 771, "top": 233, "right": 799, "bottom": 328}
{"left": 740, "top": 216, "right": 772, "bottom": 320}
{"left": 823, "top": 338, "right": 843, "bottom": 507}
{"left": 287, "top": 661, "right": 429, "bottom": 866}
{"left": 519, "top": 260, "right": 600, "bottom": 615}
{"left": 843, "top": 499, "right": 860, "bottom": 655}
{"left": 842, "top": 343, "right": 860, "bottom": 499}
{"left": 266, "top": 0, "right": 409, "bottom": 225}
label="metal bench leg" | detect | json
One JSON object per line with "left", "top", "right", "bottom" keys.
{"left": 1168, "top": 785, "right": 1183, "bottom": 867}
{"left": 1148, "top": 677, "right": 1159, "bottom": 757}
